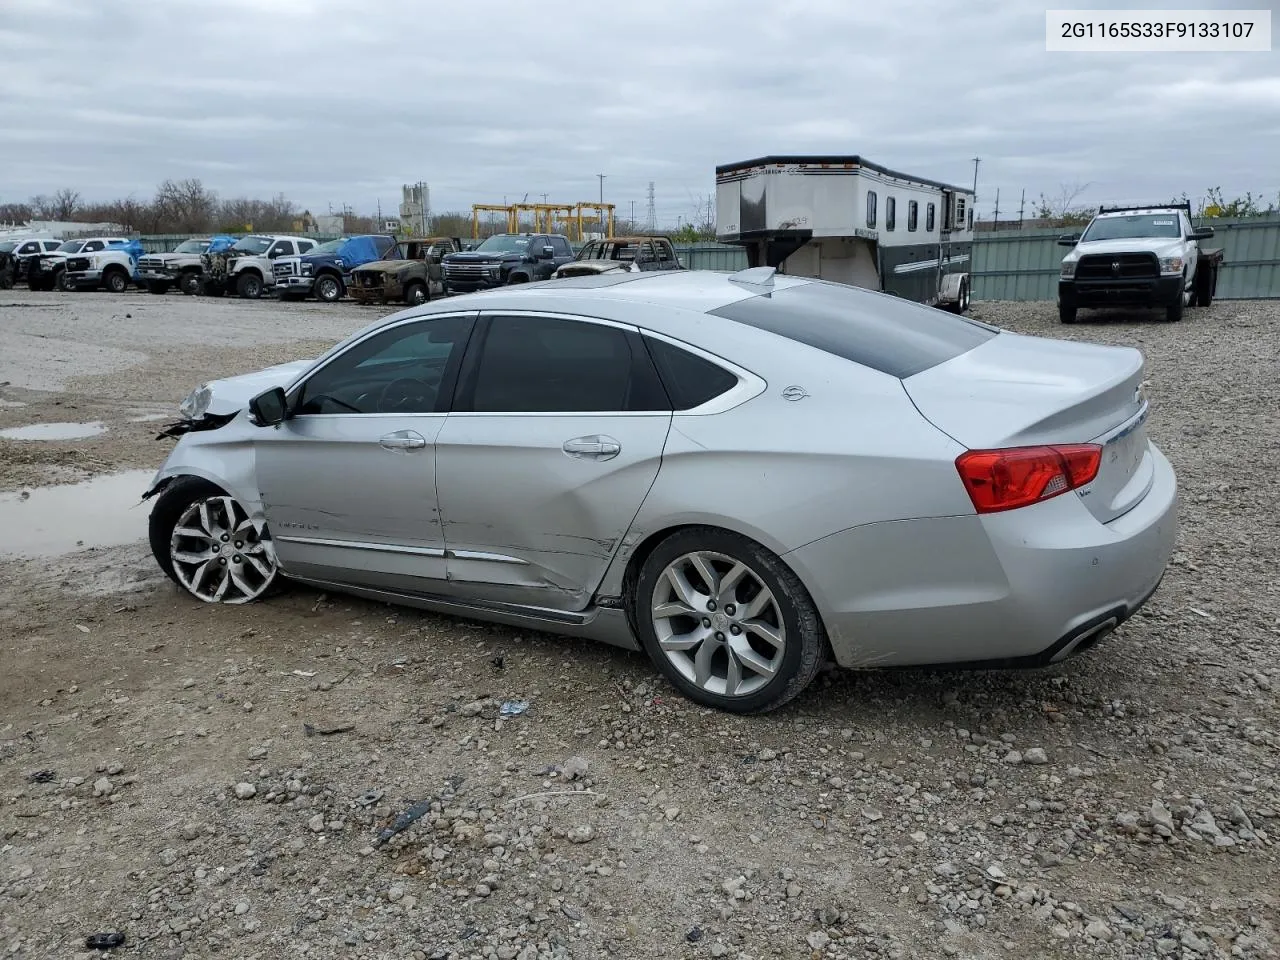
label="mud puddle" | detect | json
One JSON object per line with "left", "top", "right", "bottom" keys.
{"left": 0, "top": 469, "right": 154, "bottom": 558}
{"left": 0, "top": 421, "right": 106, "bottom": 440}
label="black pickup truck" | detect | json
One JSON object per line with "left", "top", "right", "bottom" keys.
{"left": 441, "top": 233, "right": 574, "bottom": 294}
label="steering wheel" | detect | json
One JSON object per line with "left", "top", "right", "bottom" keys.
{"left": 377, "top": 377, "right": 436, "bottom": 413}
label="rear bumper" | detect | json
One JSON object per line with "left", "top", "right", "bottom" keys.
{"left": 785, "top": 442, "right": 1178, "bottom": 668}
{"left": 1061, "top": 276, "right": 1182, "bottom": 308}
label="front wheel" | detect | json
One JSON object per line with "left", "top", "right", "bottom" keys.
{"left": 149, "top": 477, "right": 279, "bottom": 604}
{"left": 54, "top": 269, "right": 74, "bottom": 292}
{"left": 236, "top": 272, "right": 263, "bottom": 299}
{"left": 1165, "top": 286, "right": 1185, "bottom": 323}
{"left": 314, "top": 274, "right": 343, "bottom": 302}
{"left": 179, "top": 271, "right": 202, "bottom": 296}
{"left": 403, "top": 280, "right": 427, "bottom": 305}
{"left": 104, "top": 269, "right": 130, "bottom": 294}
{"left": 633, "top": 527, "right": 827, "bottom": 714}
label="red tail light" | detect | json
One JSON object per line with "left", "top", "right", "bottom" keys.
{"left": 955, "top": 444, "right": 1102, "bottom": 513}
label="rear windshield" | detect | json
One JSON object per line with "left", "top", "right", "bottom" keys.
{"left": 708, "top": 279, "right": 996, "bottom": 379}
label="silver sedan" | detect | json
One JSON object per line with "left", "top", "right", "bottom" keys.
{"left": 144, "top": 267, "right": 1177, "bottom": 713}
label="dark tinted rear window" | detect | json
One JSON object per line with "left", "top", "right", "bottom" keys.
{"left": 643, "top": 336, "right": 738, "bottom": 410}
{"left": 708, "top": 280, "right": 995, "bottom": 378}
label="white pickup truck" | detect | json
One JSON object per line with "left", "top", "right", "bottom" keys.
{"left": 1057, "top": 203, "right": 1223, "bottom": 323}
{"left": 200, "top": 235, "right": 319, "bottom": 298}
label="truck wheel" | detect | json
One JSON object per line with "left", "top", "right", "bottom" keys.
{"left": 0, "top": 269, "right": 13, "bottom": 290}
{"left": 1164, "top": 280, "right": 1186, "bottom": 322}
{"left": 104, "top": 268, "right": 130, "bottom": 294}
{"left": 179, "top": 272, "right": 202, "bottom": 296}
{"left": 403, "top": 280, "right": 427, "bottom": 305}
{"left": 507, "top": 273, "right": 529, "bottom": 285}
{"left": 54, "top": 269, "right": 74, "bottom": 292}
{"left": 147, "top": 280, "right": 170, "bottom": 295}
{"left": 1058, "top": 297, "right": 1078, "bottom": 324}
{"left": 203, "top": 280, "right": 226, "bottom": 297}
{"left": 947, "top": 278, "right": 970, "bottom": 314}
{"left": 1194, "top": 269, "right": 1214, "bottom": 308}
{"left": 314, "top": 274, "right": 343, "bottom": 302}
{"left": 236, "top": 272, "right": 263, "bottom": 299}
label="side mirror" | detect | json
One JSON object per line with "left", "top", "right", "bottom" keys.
{"left": 540, "top": 245, "right": 555, "bottom": 259}
{"left": 249, "top": 386, "right": 288, "bottom": 426}
{"left": 1191, "top": 226, "right": 1214, "bottom": 240}
{"left": 1057, "top": 233, "right": 1081, "bottom": 247}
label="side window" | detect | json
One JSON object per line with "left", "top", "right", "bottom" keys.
{"left": 461, "top": 314, "right": 667, "bottom": 413}
{"left": 83, "top": 240, "right": 104, "bottom": 252}
{"left": 907, "top": 200, "right": 919, "bottom": 232}
{"left": 644, "top": 337, "right": 738, "bottom": 411}
{"left": 270, "top": 241, "right": 294, "bottom": 257}
{"left": 579, "top": 241, "right": 596, "bottom": 259}
{"left": 41, "top": 241, "right": 58, "bottom": 252}
{"left": 926, "top": 203, "right": 936, "bottom": 232}
{"left": 866, "top": 190, "right": 877, "bottom": 229}
{"left": 955, "top": 198, "right": 967, "bottom": 230}
{"left": 297, "top": 240, "right": 316, "bottom": 254}
{"left": 295, "top": 314, "right": 473, "bottom": 416}
{"left": 18, "top": 242, "right": 39, "bottom": 255}
{"left": 885, "top": 197, "right": 896, "bottom": 232}
{"left": 552, "top": 237, "right": 572, "bottom": 257}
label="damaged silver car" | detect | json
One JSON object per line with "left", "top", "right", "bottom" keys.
{"left": 144, "top": 268, "right": 1177, "bottom": 713}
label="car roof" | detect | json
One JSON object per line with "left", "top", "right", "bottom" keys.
{"left": 1095, "top": 207, "right": 1183, "bottom": 219}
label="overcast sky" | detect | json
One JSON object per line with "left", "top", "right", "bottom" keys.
{"left": 1, "top": 0, "right": 1277, "bottom": 226}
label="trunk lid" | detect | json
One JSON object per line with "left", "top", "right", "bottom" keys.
{"left": 904, "top": 332, "right": 1153, "bottom": 523}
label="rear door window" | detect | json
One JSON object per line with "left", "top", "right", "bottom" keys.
{"left": 708, "top": 279, "right": 996, "bottom": 379}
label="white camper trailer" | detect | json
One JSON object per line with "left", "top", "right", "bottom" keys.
{"left": 715, "top": 155, "right": 976, "bottom": 312}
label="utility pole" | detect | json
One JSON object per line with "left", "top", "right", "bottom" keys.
{"left": 1018, "top": 189, "right": 1026, "bottom": 229}
{"left": 992, "top": 188, "right": 1000, "bottom": 229}
{"left": 630, "top": 200, "right": 635, "bottom": 226}
{"left": 596, "top": 174, "right": 606, "bottom": 206}
{"left": 971, "top": 157, "right": 980, "bottom": 198}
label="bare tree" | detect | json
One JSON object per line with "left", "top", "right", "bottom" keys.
{"left": 154, "top": 178, "right": 218, "bottom": 233}
{"left": 0, "top": 201, "right": 33, "bottom": 225}
{"left": 1034, "top": 182, "right": 1093, "bottom": 226}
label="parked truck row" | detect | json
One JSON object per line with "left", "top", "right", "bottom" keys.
{"left": 2, "top": 229, "right": 687, "bottom": 303}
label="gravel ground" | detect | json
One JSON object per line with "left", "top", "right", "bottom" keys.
{"left": 1, "top": 289, "right": 1278, "bottom": 960}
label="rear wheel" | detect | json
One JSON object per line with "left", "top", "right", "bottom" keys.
{"left": 146, "top": 280, "right": 170, "bottom": 295}
{"left": 633, "top": 527, "right": 827, "bottom": 714}
{"left": 1193, "top": 267, "right": 1214, "bottom": 308}
{"left": 179, "top": 271, "right": 202, "bottom": 296}
{"left": 403, "top": 280, "right": 427, "bottom": 305}
{"left": 236, "top": 272, "right": 263, "bottom": 299}
{"left": 314, "top": 274, "right": 343, "bottom": 302}
{"left": 149, "top": 477, "right": 279, "bottom": 604}
{"left": 948, "top": 277, "right": 971, "bottom": 314}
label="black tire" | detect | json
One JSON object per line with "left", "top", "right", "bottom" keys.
{"left": 632, "top": 526, "right": 827, "bottom": 714}
{"left": 403, "top": 280, "right": 427, "bottom": 305}
{"left": 1194, "top": 268, "right": 1214, "bottom": 308}
{"left": 179, "top": 271, "right": 202, "bottom": 296}
{"left": 1058, "top": 297, "right": 1078, "bottom": 324}
{"left": 442, "top": 282, "right": 453, "bottom": 297}
{"left": 148, "top": 476, "right": 281, "bottom": 602}
{"left": 146, "top": 280, "right": 170, "bottom": 295}
{"left": 0, "top": 268, "right": 13, "bottom": 290}
{"left": 236, "top": 271, "right": 263, "bottom": 299}
{"left": 1165, "top": 284, "right": 1185, "bottom": 323}
{"left": 54, "top": 269, "right": 74, "bottom": 292}
{"left": 104, "top": 268, "right": 129, "bottom": 294}
{"left": 314, "top": 274, "right": 343, "bottom": 302}
{"left": 948, "top": 278, "right": 970, "bottom": 314}
{"left": 203, "top": 280, "right": 226, "bottom": 297}
{"left": 507, "top": 273, "right": 529, "bottom": 285}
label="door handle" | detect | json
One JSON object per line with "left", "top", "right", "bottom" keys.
{"left": 562, "top": 435, "right": 621, "bottom": 460}
{"left": 379, "top": 430, "right": 427, "bottom": 452}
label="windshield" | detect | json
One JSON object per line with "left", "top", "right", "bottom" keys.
{"left": 174, "top": 239, "right": 210, "bottom": 254}
{"left": 230, "top": 236, "right": 272, "bottom": 254}
{"left": 307, "top": 238, "right": 349, "bottom": 256}
{"left": 1082, "top": 214, "right": 1182, "bottom": 242}
{"left": 0, "top": 241, "right": 16, "bottom": 253}
{"left": 475, "top": 235, "right": 531, "bottom": 254}
{"left": 54, "top": 239, "right": 85, "bottom": 253}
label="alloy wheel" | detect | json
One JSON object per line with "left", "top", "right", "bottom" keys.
{"left": 649, "top": 550, "right": 786, "bottom": 698}
{"left": 169, "top": 496, "right": 277, "bottom": 603}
